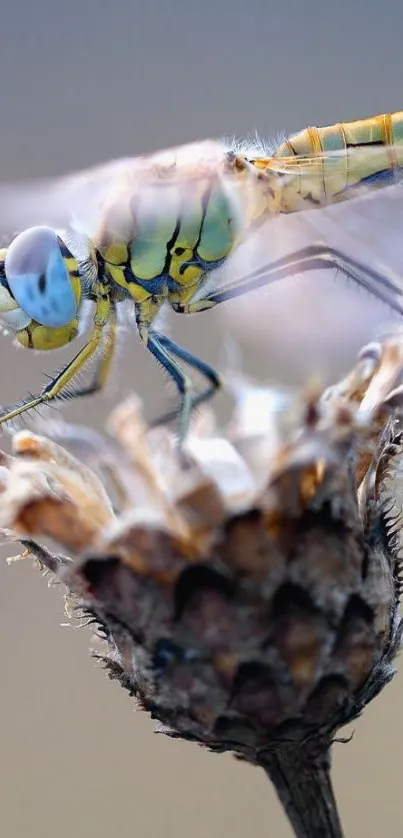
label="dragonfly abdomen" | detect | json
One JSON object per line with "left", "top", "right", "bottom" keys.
{"left": 274, "top": 110, "right": 403, "bottom": 210}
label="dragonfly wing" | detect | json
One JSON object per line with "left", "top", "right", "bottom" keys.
{"left": 0, "top": 140, "right": 230, "bottom": 244}
{"left": 0, "top": 157, "right": 139, "bottom": 238}
{"left": 212, "top": 181, "right": 403, "bottom": 384}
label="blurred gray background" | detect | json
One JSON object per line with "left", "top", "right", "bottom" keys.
{"left": 1, "top": 0, "right": 403, "bottom": 836}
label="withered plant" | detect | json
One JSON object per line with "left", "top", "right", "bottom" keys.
{"left": 2, "top": 336, "right": 403, "bottom": 838}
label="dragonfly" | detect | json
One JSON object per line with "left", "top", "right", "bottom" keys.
{"left": 1, "top": 109, "right": 403, "bottom": 440}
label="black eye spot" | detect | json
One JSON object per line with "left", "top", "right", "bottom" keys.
{"left": 38, "top": 274, "right": 46, "bottom": 294}
{"left": 174, "top": 247, "right": 186, "bottom": 256}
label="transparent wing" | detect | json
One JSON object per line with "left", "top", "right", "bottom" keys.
{"left": 247, "top": 142, "right": 403, "bottom": 199}
{"left": 209, "top": 180, "right": 403, "bottom": 384}
{"left": 0, "top": 157, "right": 134, "bottom": 237}
{"left": 0, "top": 139, "right": 399, "bottom": 236}
{"left": 0, "top": 140, "right": 229, "bottom": 241}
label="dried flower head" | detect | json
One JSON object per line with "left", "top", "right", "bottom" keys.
{"left": 3, "top": 335, "right": 403, "bottom": 838}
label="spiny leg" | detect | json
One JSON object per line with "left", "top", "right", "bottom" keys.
{"left": 0, "top": 295, "right": 112, "bottom": 427}
{"left": 148, "top": 333, "right": 221, "bottom": 429}
{"left": 175, "top": 244, "right": 403, "bottom": 316}
{"left": 65, "top": 304, "right": 117, "bottom": 401}
{"left": 146, "top": 331, "right": 193, "bottom": 442}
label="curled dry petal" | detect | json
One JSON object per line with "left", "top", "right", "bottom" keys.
{"left": 0, "top": 430, "right": 116, "bottom": 552}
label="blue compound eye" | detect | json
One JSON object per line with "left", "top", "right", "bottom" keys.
{"left": 5, "top": 226, "right": 78, "bottom": 328}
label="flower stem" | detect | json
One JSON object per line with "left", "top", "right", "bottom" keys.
{"left": 261, "top": 744, "right": 344, "bottom": 838}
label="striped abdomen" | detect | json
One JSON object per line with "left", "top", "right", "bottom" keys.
{"left": 273, "top": 111, "right": 403, "bottom": 210}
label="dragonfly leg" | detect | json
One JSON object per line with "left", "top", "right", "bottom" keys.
{"left": 0, "top": 294, "right": 112, "bottom": 427}
{"left": 147, "top": 331, "right": 221, "bottom": 439}
{"left": 67, "top": 305, "right": 117, "bottom": 400}
{"left": 173, "top": 244, "right": 403, "bottom": 316}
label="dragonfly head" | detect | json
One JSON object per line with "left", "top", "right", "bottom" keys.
{"left": 2, "top": 227, "right": 82, "bottom": 331}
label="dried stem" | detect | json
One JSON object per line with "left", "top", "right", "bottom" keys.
{"left": 262, "top": 744, "right": 343, "bottom": 838}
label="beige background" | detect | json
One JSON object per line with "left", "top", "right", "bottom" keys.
{"left": 1, "top": 0, "right": 403, "bottom": 835}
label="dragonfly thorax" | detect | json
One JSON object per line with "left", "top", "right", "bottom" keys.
{"left": 81, "top": 150, "right": 284, "bottom": 322}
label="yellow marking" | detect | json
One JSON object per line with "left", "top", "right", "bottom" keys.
{"left": 107, "top": 263, "right": 153, "bottom": 303}
{"left": 16, "top": 319, "right": 79, "bottom": 350}
{"left": 176, "top": 297, "right": 215, "bottom": 313}
{"left": 169, "top": 256, "right": 203, "bottom": 287}
{"left": 382, "top": 112, "right": 399, "bottom": 169}
{"left": 63, "top": 254, "right": 80, "bottom": 273}
{"left": 103, "top": 242, "right": 131, "bottom": 266}
{"left": 62, "top": 253, "right": 82, "bottom": 307}
{"left": 307, "top": 125, "right": 325, "bottom": 197}
{"left": 168, "top": 279, "right": 206, "bottom": 308}
{"left": 306, "top": 126, "right": 322, "bottom": 155}
{"left": 136, "top": 294, "right": 166, "bottom": 331}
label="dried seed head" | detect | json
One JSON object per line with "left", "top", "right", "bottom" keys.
{"left": 3, "top": 335, "right": 403, "bottom": 838}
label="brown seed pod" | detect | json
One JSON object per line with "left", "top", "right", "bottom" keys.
{"left": 3, "top": 336, "right": 403, "bottom": 838}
